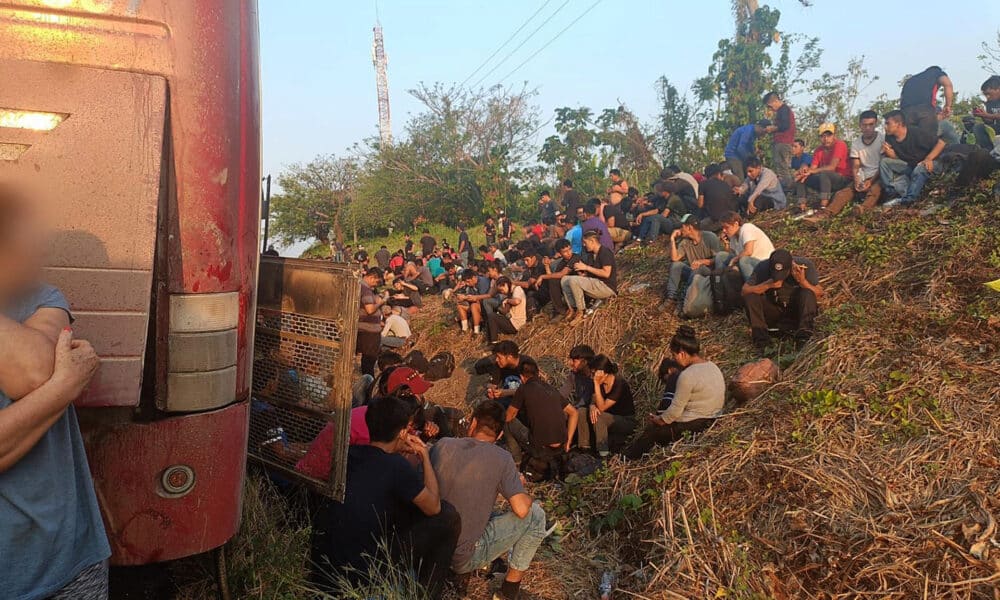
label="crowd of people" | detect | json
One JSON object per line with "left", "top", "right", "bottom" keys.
{"left": 325, "top": 66, "right": 999, "bottom": 598}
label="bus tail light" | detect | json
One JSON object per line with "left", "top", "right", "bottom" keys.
{"left": 162, "top": 292, "right": 239, "bottom": 412}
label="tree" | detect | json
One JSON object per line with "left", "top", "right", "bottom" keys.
{"left": 799, "top": 56, "right": 879, "bottom": 146}
{"left": 692, "top": 2, "right": 821, "bottom": 159}
{"left": 537, "top": 107, "right": 603, "bottom": 196}
{"left": 979, "top": 30, "right": 1000, "bottom": 74}
{"left": 653, "top": 77, "right": 695, "bottom": 168}
{"left": 269, "top": 154, "right": 359, "bottom": 246}
{"left": 595, "top": 105, "right": 660, "bottom": 191}
{"left": 358, "top": 83, "right": 540, "bottom": 226}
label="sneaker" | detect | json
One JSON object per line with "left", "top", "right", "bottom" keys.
{"left": 882, "top": 197, "right": 910, "bottom": 209}
{"left": 585, "top": 299, "right": 604, "bottom": 316}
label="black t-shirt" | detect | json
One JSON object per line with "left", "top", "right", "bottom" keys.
{"left": 602, "top": 377, "right": 635, "bottom": 417}
{"left": 747, "top": 257, "right": 820, "bottom": 307}
{"left": 458, "top": 231, "right": 470, "bottom": 252}
{"left": 774, "top": 104, "right": 792, "bottom": 133}
{"left": 602, "top": 203, "right": 626, "bottom": 229}
{"left": 484, "top": 223, "right": 496, "bottom": 240}
{"left": 355, "top": 250, "right": 368, "bottom": 262}
{"left": 700, "top": 178, "right": 737, "bottom": 220}
{"left": 404, "top": 239, "right": 414, "bottom": 254}
{"left": 420, "top": 235, "right": 436, "bottom": 256}
{"left": 311, "top": 445, "right": 424, "bottom": 577}
{"left": 584, "top": 245, "right": 617, "bottom": 291}
{"left": 900, "top": 66, "right": 946, "bottom": 109}
{"left": 511, "top": 378, "right": 570, "bottom": 448}
{"left": 553, "top": 253, "right": 583, "bottom": 274}
{"left": 887, "top": 128, "right": 938, "bottom": 167}
{"left": 562, "top": 189, "right": 582, "bottom": 215}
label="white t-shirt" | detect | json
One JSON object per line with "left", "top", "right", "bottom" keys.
{"left": 732, "top": 223, "right": 775, "bottom": 261}
{"left": 671, "top": 172, "right": 700, "bottom": 197}
{"left": 507, "top": 286, "right": 527, "bottom": 329}
{"left": 381, "top": 313, "right": 411, "bottom": 339}
{"left": 850, "top": 132, "right": 885, "bottom": 182}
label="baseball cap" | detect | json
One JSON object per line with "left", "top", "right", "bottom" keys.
{"left": 818, "top": 122, "right": 836, "bottom": 135}
{"left": 756, "top": 119, "right": 772, "bottom": 128}
{"left": 386, "top": 367, "right": 433, "bottom": 396}
{"left": 768, "top": 249, "right": 793, "bottom": 281}
{"left": 680, "top": 213, "right": 696, "bottom": 224}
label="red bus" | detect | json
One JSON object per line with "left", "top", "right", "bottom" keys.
{"left": 0, "top": 0, "right": 260, "bottom": 564}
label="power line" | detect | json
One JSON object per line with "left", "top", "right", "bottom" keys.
{"left": 471, "top": 0, "right": 571, "bottom": 90}
{"left": 459, "top": 0, "right": 553, "bottom": 88}
{"left": 497, "top": 0, "right": 603, "bottom": 86}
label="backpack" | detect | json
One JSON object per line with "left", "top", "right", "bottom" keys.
{"left": 681, "top": 273, "right": 714, "bottom": 318}
{"left": 425, "top": 351, "right": 456, "bottom": 381}
{"left": 709, "top": 269, "right": 745, "bottom": 315}
{"left": 404, "top": 350, "right": 430, "bottom": 374}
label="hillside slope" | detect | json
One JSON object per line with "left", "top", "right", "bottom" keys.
{"left": 410, "top": 181, "right": 1000, "bottom": 599}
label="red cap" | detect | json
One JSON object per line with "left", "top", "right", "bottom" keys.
{"left": 386, "top": 367, "right": 433, "bottom": 396}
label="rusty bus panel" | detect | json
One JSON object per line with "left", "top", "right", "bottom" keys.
{"left": 250, "top": 257, "right": 360, "bottom": 500}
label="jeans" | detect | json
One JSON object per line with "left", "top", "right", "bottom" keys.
{"left": 903, "top": 160, "right": 941, "bottom": 203}
{"left": 744, "top": 288, "right": 818, "bottom": 347}
{"left": 576, "top": 409, "right": 637, "bottom": 453}
{"left": 381, "top": 336, "right": 408, "bottom": 348}
{"left": 623, "top": 418, "right": 715, "bottom": 460}
{"left": 561, "top": 276, "right": 615, "bottom": 311}
{"left": 773, "top": 142, "right": 793, "bottom": 188}
{"left": 356, "top": 330, "right": 381, "bottom": 377}
{"left": 880, "top": 157, "right": 912, "bottom": 199}
{"left": 455, "top": 503, "right": 548, "bottom": 574}
{"left": 795, "top": 172, "right": 849, "bottom": 203}
{"left": 638, "top": 214, "right": 677, "bottom": 242}
{"left": 716, "top": 253, "right": 760, "bottom": 282}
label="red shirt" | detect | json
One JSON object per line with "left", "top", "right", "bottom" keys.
{"left": 811, "top": 140, "right": 851, "bottom": 178}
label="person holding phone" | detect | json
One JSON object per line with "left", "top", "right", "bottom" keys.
{"left": 741, "top": 249, "right": 824, "bottom": 354}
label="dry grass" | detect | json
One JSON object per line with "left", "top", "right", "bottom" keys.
{"left": 176, "top": 178, "right": 999, "bottom": 600}
{"left": 406, "top": 178, "right": 1000, "bottom": 599}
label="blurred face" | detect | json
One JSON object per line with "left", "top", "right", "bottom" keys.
{"left": 859, "top": 117, "right": 878, "bottom": 137}
{"left": 984, "top": 88, "right": 1000, "bottom": 102}
{"left": 610, "top": 173, "right": 621, "bottom": 183}
{"left": 765, "top": 98, "right": 781, "bottom": 111}
{"left": 497, "top": 282, "right": 510, "bottom": 295}
{"left": 558, "top": 246, "right": 573, "bottom": 260}
{"left": 721, "top": 221, "right": 740, "bottom": 238}
{"left": 575, "top": 208, "right": 585, "bottom": 221}
{"left": 791, "top": 141, "right": 804, "bottom": 156}
{"left": 0, "top": 204, "right": 46, "bottom": 297}
{"left": 820, "top": 131, "right": 835, "bottom": 147}
{"left": 568, "top": 356, "right": 588, "bottom": 373}
{"left": 582, "top": 236, "right": 600, "bottom": 253}
{"left": 747, "top": 165, "right": 762, "bottom": 179}
{"left": 680, "top": 224, "right": 697, "bottom": 238}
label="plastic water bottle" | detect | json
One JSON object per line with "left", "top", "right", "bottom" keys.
{"left": 599, "top": 570, "right": 614, "bottom": 599}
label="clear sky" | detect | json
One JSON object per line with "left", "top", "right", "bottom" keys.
{"left": 260, "top": 0, "right": 999, "bottom": 181}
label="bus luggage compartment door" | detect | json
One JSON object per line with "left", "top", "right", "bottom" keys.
{"left": 0, "top": 59, "right": 165, "bottom": 408}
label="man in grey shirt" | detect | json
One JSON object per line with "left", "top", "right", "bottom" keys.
{"left": 431, "top": 400, "right": 547, "bottom": 600}
{"left": 736, "top": 156, "right": 787, "bottom": 213}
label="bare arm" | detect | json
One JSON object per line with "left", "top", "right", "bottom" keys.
{"left": 508, "top": 493, "right": 533, "bottom": 519}
{"left": 939, "top": 75, "right": 954, "bottom": 117}
{"left": 0, "top": 308, "right": 70, "bottom": 399}
{"left": 409, "top": 436, "right": 441, "bottom": 516}
{"left": 563, "top": 403, "right": 578, "bottom": 452}
{"left": 0, "top": 329, "right": 98, "bottom": 473}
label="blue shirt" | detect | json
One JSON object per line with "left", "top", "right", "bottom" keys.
{"left": 565, "top": 224, "right": 583, "bottom": 255}
{"left": 791, "top": 152, "right": 813, "bottom": 170}
{"left": 724, "top": 124, "right": 758, "bottom": 161}
{"left": 475, "top": 275, "right": 491, "bottom": 296}
{"left": 426, "top": 257, "right": 445, "bottom": 278}
{"left": 0, "top": 285, "right": 110, "bottom": 600}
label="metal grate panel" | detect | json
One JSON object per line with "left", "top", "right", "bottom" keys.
{"left": 249, "top": 257, "right": 360, "bottom": 500}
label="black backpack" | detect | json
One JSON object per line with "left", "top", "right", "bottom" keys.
{"left": 425, "top": 352, "right": 456, "bottom": 381}
{"left": 710, "top": 269, "right": 745, "bottom": 315}
{"left": 404, "top": 350, "right": 430, "bottom": 374}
